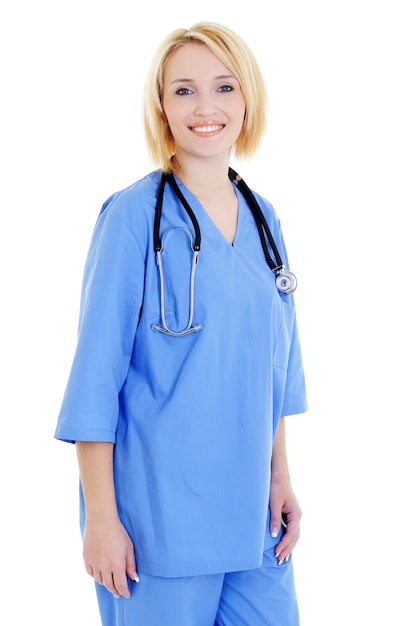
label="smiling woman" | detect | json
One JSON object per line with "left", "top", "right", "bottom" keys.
{"left": 162, "top": 43, "right": 246, "bottom": 167}
{"left": 54, "top": 21, "right": 308, "bottom": 626}
{"left": 143, "top": 23, "right": 268, "bottom": 171}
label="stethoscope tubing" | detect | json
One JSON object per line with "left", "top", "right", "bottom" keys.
{"left": 152, "top": 169, "right": 297, "bottom": 336}
{"left": 154, "top": 173, "right": 201, "bottom": 253}
{"left": 152, "top": 248, "right": 202, "bottom": 336}
{"left": 155, "top": 169, "right": 296, "bottom": 287}
{"left": 228, "top": 168, "right": 284, "bottom": 273}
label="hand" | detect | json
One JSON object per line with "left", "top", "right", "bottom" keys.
{"left": 269, "top": 479, "right": 302, "bottom": 563}
{"left": 82, "top": 516, "right": 139, "bottom": 598}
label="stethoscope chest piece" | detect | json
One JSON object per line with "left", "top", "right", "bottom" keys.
{"left": 275, "top": 269, "right": 297, "bottom": 295}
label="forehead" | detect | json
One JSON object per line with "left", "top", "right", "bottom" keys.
{"left": 164, "top": 42, "right": 231, "bottom": 82}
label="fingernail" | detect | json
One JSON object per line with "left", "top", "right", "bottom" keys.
{"left": 285, "top": 555, "right": 290, "bottom": 562}
{"left": 278, "top": 559, "right": 284, "bottom": 565}
{"left": 113, "top": 594, "right": 120, "bottom": 599}
{"left": 134, "top": 574, "right": 140, "bottom": 583}
{"left": 271, "top": 527, "right": 278, "bottom": 538}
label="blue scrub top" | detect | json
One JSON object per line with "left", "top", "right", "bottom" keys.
{"left": 55, "top": 170, "right": 308, "bottom": 578}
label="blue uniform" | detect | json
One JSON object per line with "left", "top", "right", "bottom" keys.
{"left": 55, "top": 170, "right": 307, "bottom": 622}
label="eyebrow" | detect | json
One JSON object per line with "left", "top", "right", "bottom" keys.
{"left": 168, "top": 74, "right": 238, "bottom": 86}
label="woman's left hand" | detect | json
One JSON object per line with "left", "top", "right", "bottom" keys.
{"left": 269, "top": 479, "right": 302, "bottom": 563}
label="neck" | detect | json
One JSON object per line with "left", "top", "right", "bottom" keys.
{"left": 171, "top": 153, "right": 232, "bottom": 196}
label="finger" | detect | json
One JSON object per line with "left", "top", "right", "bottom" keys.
{"left": 274, "top": 527, "right": 300, "bottom": 561}
{"left": 101, "top": 570, "right": 125, "bottom": 598}
{"left": 274, "top": 535, "right": 290, "bottom": 559}
{"left": 126, "top": 548, "right": 140, "bottom": 583}
{"left": 270, "top": 513, "right": 285, "bottom": 537}
{"left": 112, "top": 569, "right": 131, "bottom": 599}
{"left": 90, "top": 566, "right": 104, "bottom": 585}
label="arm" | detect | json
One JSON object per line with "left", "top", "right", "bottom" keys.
{"left": 76, "top": 442, "right": 139, "bottom": 598}
{"left": 269, "top": 418, "right": 302, "bottom": 563}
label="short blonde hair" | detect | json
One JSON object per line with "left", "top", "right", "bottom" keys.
{"left": 142, "top": 22, "right": 268, "bottom": 171}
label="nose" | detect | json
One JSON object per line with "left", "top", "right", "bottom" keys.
{"left": 194, "top": 92, "right": 217, "bottom": 116}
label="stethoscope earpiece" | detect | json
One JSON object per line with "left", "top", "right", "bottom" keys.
{"left": 275, "top": 270, "right": 297, "bottom": 295}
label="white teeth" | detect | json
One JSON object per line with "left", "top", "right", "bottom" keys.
{"left": 191, "top": 125, "right": 223, "bottom": 133}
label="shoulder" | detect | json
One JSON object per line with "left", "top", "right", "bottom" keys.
{"left": 243, "top": 183, "right": 291, "bottom": 264}
{"left": 249, "top": 187, "right": 281, "bottom": 227}
{"left": 87, "top": 171, "right": 162, "bottom": 254}
{"left": 239, "top": 184, "right": 283, "bottom": 242}
{"left": 99, "top": 170, "right": 161, "bottom": 222}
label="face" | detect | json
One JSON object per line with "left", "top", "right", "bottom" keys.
{"left": 162, "top": 43, "right": 246, "bottom": 163}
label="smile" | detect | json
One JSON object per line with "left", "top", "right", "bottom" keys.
{"left": 189, "top": 124, "right": 225, "bottom": 134}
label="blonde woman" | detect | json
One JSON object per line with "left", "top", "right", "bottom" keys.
{"left": 55, "top": 22, "right": 308, "bottom": 626}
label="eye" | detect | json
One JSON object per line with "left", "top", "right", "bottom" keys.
{"left": 217, "top": 84, "right": 234, "bottom": 93}
{"left": 176, "top": 87, "right": 193, "bottom": 96}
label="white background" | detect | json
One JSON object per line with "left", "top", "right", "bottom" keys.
{"left": 1, "top": 1, "right": 416, "bottom": 624}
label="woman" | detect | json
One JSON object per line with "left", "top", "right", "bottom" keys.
{"left": 55, "top": 22, "right": 308, "bottom": 626}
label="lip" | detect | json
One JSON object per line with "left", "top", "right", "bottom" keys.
{"left": 188, "top": 123, "right": 225, "bottom": 136}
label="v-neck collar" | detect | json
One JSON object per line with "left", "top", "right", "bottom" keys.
{"left": 174, "top": 176, "right": 244, "bottom": 249}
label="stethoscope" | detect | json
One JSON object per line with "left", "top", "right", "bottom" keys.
{"left": 152, "top": 168, "right": 297, "bottom": 337}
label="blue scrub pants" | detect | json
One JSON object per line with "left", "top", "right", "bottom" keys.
{"left": 95, "top": 546, "right": 299, "bottom": 626}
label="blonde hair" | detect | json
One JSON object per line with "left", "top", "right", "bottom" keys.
{"left": 142, "top": 22, "right": 268, "bottom": 171}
